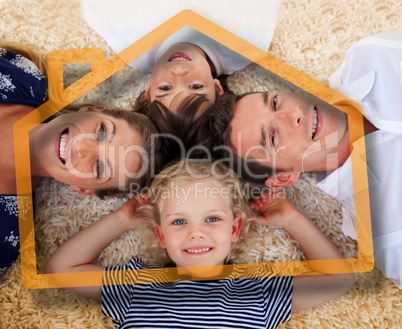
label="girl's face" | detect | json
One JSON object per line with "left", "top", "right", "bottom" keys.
{"left": 147, "top": 43, "right": 223, "bottom": 117}
{"left": 154, "top": 180, "right": 243, "bottom": 274}
{"left": 30, "top": 107, "right": 144, "bottom": 194}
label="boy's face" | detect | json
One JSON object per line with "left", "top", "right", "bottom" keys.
{"left": 230, "top": 92, "right": 349, "bottom": 174}
{"left": 147, "top": 43, "right": 223, "bottom": 118}
{"left": 30, "top": 107, "right": 143, "bottom": 194}
{"left": 154, "top": 180, "right": 243, "bottom": 273}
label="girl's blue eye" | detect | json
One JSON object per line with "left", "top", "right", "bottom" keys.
{"left": 206, "top": 217, "right": 220, "bottom": 222}
{"left": 96, "top": 159, "right": 104, "bottom": 179}
{"left": 173, "top": 219, "right": 186, "bottom": 225}
{"left": 159, "top": 85, "right": 171, "bottom": 91}
{"left": 190, "top": 84, "right": 203, "bottom": 90}
{"left": 98, "top": 123, "right": 106, "bottom": 141}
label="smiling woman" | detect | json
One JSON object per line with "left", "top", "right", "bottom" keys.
{"left": 29, "top": 107, "right": 159, "bottom": 197}
{"left": 0, "top": 45, "right": 163, "bottom": 274}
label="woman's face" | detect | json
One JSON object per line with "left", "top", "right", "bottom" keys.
{"left": 30, "top": 107, "right": 145, "bottom": 193}
{"left": 147, "top": 43, "right": 223, "bottom": 117}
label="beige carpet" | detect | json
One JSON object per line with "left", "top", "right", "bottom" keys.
{"left": 1, "top": 0, "right": 402, "bottom": 328}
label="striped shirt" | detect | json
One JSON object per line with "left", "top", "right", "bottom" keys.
{"left": 102, "top": 258, "right": 293, "bottom": 329}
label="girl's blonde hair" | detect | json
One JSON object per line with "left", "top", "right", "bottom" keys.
{"left": 138, "top": 160, "right": 254, "bottom": 265}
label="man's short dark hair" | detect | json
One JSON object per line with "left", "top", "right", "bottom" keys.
{"left": 206, "top": 92, "right": 282, "bottom": 185}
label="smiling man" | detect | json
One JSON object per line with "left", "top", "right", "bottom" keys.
{"left": 209, "top": 30, "right": 402, "bottom": 289}
{"left": 229, "top": 91, "right": 351, "bottom": 183}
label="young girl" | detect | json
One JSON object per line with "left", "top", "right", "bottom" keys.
{"left": 46, "top": 161, "right": 356, "bottom": 329}
{"left": 0, "top": 45, "right": 163, "bottom": 273}
{"left": 129, "top": 27, "right": 253, "bottom": 164}
{"left": 132, "top": 26, "right": 251, "bottom": 115}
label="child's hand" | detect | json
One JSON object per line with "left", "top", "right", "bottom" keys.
{"left": 117, "top": 194, "right": 150, "bottom": 230}
{"left": 251, "top": 189, "right": 299, "bottom": 228}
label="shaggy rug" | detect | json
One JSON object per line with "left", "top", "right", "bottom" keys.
{"left": 1, "top": 0, "right": 401, "bottom": 328}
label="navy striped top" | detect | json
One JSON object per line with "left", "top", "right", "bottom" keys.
{"left": 102, "top": 258, "right": 293, "bottom": 329}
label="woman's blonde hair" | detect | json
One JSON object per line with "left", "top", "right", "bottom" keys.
{"left": 138, "top": 160, "right": 254, "bottom": 265}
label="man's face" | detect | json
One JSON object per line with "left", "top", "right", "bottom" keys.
{"left": 230, "top": 92, "right": 349, "bottom": 174}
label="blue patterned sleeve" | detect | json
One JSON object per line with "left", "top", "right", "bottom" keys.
{"left": 0, "top": 194, "right": 35, "bottom": 273}
{"left": 0, "top": 195, "right": 20, "bottom": 273}
{"left": 0, "top": 48, "right": 48, "bottom": 107}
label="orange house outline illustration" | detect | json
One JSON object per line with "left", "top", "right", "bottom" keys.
{"left": 14, "top": 9, "right": 373, "bottom": 289}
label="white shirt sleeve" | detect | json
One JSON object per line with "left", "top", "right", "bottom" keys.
{"left": 80, "top": 0, "right": 281, "bottom": 60}
{"left": 330, "top": 30, "right": 402, "bottom": 133}
{"left": 328, "top": 30, "right": 402, "bottom": 288}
